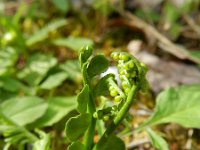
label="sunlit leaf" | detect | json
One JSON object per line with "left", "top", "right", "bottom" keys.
{"left": 60, "top": 60, "right": 82, "bottom": 83}
{"left": 0, "top": 47, "right": 18, "bottom": 76}
{"left": 146, "top": 128, "right": 169, "bottom": 150}
{"left": 0, "top": 125, "right": 13, "bottom": 133}
{"left": 52, "top": 36, "right": 93, "bottom": 51}
{"left": 26, "top": 19, "right": 67, "bottom": 46}
{"left": 17, "top": 53, "right": 57, "bottom": 86}
{"left": 142, "top": 85, "right": 200, "bottom": 128}
{"left": 0, "top": 96, "right": 48, "bottom": 126}
{"left": 28, "top": 96, "right": 76, "bottom": 128}
{"left": 40, "top": 72, "right": 68, "bottom": 90}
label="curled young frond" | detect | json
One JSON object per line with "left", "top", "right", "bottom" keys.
{"left": 111, "top": 52, "right": 149, "bottom": 93}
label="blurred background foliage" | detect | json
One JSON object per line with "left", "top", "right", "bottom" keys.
{"left": 0, "top": 0, "right": 200, "bottom": 149}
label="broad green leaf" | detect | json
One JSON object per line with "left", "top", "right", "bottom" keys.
{"left": 146, "top": 128, "right": 169, "bottom": 150}
{"left": 33, "top": 129, "right": 51, "bottom": 150}
{"left": 51, "top": 0, "right": 69, "bottom": 13}
{"left": 0, "top": 90, "right": 17, "bottom": 102}
{"left": 40, "top": 72, "right": 68, "bottom": 90}
{"left": 17, "top": 53, "right": 57, "bottom": 86}
{"left": 60, "top": 60, "right": 82, "bottom": 83}
{"left": 0, "top": 47, "right": 18, "bottom": 76}
{"left": 53, "top": 37, "right": 93, "bottom": 51}
{"left": 77, "top": 85, "right": 89, "bottom": 114}
{"left": 87, "top": 55, "right": 109, "bottom": 78}
{"left": 79, "top": 45, "right": 93, "bottom": 65}
{"left": 0, "top": 77, "right": 30, "bottom": 94}
{"left": 68, "top": 141, "right": 86, "bottom": 150}
{"left": 28, "top": 96, "right": 77, "bottom": 128}
{"left": 142, "top": 85, "right": 200, "bottom": 128}
{"left": 0, "top": 96, "right": 48, "bottom": 126}
{"left": 65, "top": 113, "right": 91, "bottom": 141}
{"left": 96, "top": 134, "right": 126, "bottom": 150}
{"left": 94, "top": 74, "right": 113, "bottom": 97}
{"left": 26, "top": 19, "right": 67, "bottom": 46}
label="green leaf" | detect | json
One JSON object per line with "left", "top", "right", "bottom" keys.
{"left": 0, "top": 47, "right": 18, "bottom": 76}
{"left": 33, "top": 129, "right": 51, "bottom": 150}
{"left": 52, "top": 36, "right": 93, "bottom": 51}
{"left": 146, "top": 128, "right": 169, "bottom": 150}
{"left": 28, "top": 96, "right": 77, "bottom": 128}
{"left": 143, "top": 85, "right": 200, "bottom": 128}
{"left": 51, "top": 0, "right": 69, "bottom": 13}
{"left": 77, "top": 85, "right": 90, "bottom": 114}
{"left": 0, "top": 125, "right": 13, "bottom": 133}
{"left": 17, "top": 53, "right": 57, "bottom": 86}
{"left": 96, "top": 134, "right": 126, "bottom": 150}
{"left": 87, "top": 55, "right": 109, "bottom": 78}
{"left": 26, "top": 19, "right": 67, "bottom": 46}
{"left": 0, "top": 96, "right": 48, "bottom": 126}
{"left": 65, "top": 113, "right": 91, "bottom": 141}
{"left": 94, "top": 74, "right": 113, "bottom": 96}
{"left": 2, "top": 128, "right": 29, "bottom": 146}
{"left": 0, "top": 77, "right": 30, "bottom": 94}
{"left": 68, "top": 141, "right": 86, "bottom": 150}
{"left": 79, "top": 45, "right": 93, "bottom": 66}
{"left": 60, "top": 60, "right": 82, "bottom": 83}
{"left": 40, "top": 72, "right": 68, "bottom": 90}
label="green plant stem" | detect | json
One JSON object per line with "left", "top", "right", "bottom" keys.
{"left": 95, "top": 85, "right": 138, "bottom": 148}
{"left": 82, "top": 63, "right": 96, "bottom": 150}
{"left": 0, "top": 111, "right": 38, "bottom": 142}
{"left": 83, "top": 90, "right": 96, "bottom": 150}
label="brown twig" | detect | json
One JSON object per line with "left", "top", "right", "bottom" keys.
{"left": 183, "top": 14, "right": 200, "bottom": 37}
{"left": 118, "top": 10, "right": 200, "bottom": 64}
{"left": 126, "top": 137, "right": 150, "bottom": 149}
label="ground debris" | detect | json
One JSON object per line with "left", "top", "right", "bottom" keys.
{"left": 135, "top": 51, "right": 200, "bottom": 93}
